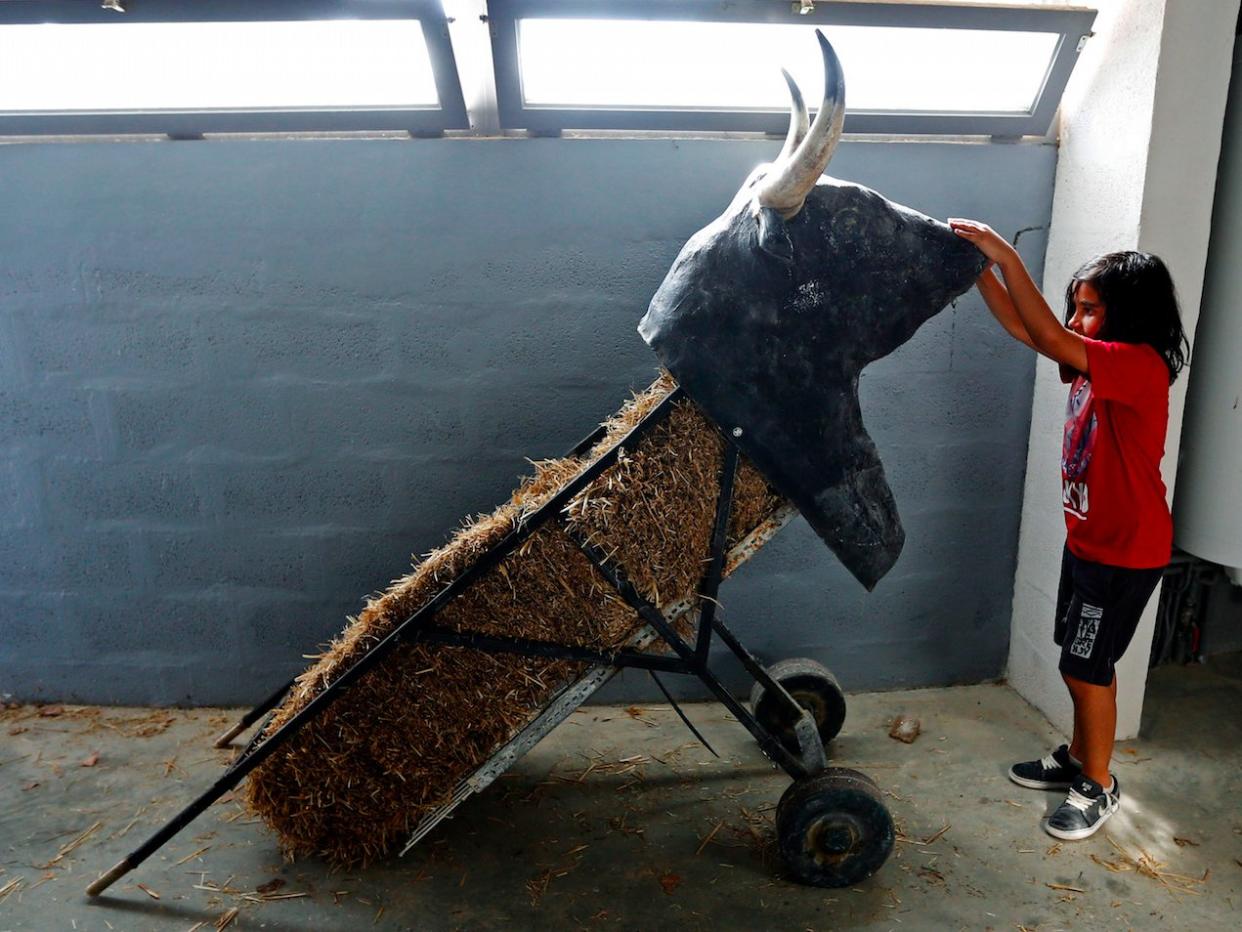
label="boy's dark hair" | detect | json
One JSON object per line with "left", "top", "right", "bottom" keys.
{"left": 1064, "top": 251, "right": 1190, "bottom": 383}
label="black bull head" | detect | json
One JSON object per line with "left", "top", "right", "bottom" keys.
{"left": 639, "top": 32, "right": 986, "bottom": 590}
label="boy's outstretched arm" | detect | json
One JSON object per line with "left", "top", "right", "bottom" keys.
{"left": 948, "top": 218, "right": 1088, "bottom": 374}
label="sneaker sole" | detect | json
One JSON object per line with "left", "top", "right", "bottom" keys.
{"left": 1007, "top": 768, "right": 1075, "bottom": 791}
{"left": 1042, "top": 799, "right": 1120, "bottom": 841}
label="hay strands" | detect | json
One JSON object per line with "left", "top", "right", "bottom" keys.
{"left": 83, "top": 379, "right": 854, "bottom": 897}
{"left": 39, "top": 821, "right": 103, "bottom": 869}
{"left": 85, "top": 387, "right": 686, "bottom": 896}
{"left": 1100, "top": 836, "right": 1210, "bottom": 899}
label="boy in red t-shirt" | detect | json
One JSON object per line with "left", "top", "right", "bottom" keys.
{"left": 948, "top": 220, "right": 1189, "bottom": 840}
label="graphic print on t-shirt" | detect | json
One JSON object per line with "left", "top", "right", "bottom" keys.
{"left": 1062, "top": 378, "right": 1097, "bottom": 520}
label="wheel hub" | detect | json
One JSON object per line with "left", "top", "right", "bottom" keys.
{"left": 805, "top": 813, "right": 862, "bottom": 865}
{"left": 790, "top": 689, "right": 828, "bottom": 722}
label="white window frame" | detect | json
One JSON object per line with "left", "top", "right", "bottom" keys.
{"left": 0, "top": 0, "right": 1095, "bottom": 138}
{"left": 487, "top": 0, "right": 1097, "bottom": 137}
{"left": 0, "top": 0, "right": 469, "bottom": 136}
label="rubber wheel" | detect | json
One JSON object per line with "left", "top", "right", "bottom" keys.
{"left": 748, "top": 657, "right": 846, "bottom": 756}
{"left": 777, "top": 767, "right": 879, "bottom": 826}
{"left": 776, "top": 769, "right": 894, "bottom": 888}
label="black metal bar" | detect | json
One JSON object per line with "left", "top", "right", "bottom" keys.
{"left": 709, "top": 615, "right": 788, "bottom": 694}
{"left": 709, "top": 676, "right": 809, "bottom": 779}
{"left": 213, "top": 677, "right": 295, "bottom": 748}
{"left": 566, "top": 529, "right": 698, "bottom": 661}
{"left": 566, "top": 527, "right": 807, "bottom": 780}
{"left": 230, "top": 710, "right": 278, "bottom": 768}
{"left": 87, "top": 385, "right": 684, "bottom": 897}
{"left": 565, "top": 423, "right": 608, "bottom": 459}
{"left": 649, "top": 670, "right": 718, "bottom": 759}
{"left": 416, "top": 626, "right": 691, "bottom": 673}
{"left": 709, "top": 613, "right": 813, "bottom": 737}
{"left": 695, "top": 442, "right": 739, "bottom": 663}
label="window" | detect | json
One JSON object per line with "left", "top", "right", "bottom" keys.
{"left": 489, "top": 1, "right": 1097, "bottom": 136}
{"left": 0, "top": 1, "right": 1096, "bottom": 138}
{"left": 517, "top": 20, "right": 1060, "bottom": 113}
{"left": 0, "top": 1, "right": 467, "bottom": 135}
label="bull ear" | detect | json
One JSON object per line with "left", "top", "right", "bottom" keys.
{"left": 756, "top": 206, "right": 794, "bottom": 263}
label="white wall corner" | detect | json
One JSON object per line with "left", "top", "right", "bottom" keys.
{"left": 1118, "top": 0, "right": 1240, "bottom": 737}
{"left": 1006, "top": 0, "right": 1240, "bottom": 741}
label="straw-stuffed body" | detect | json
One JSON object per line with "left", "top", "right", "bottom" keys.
{"left": 245, "top": 375, "right": 785, "bottom": 865}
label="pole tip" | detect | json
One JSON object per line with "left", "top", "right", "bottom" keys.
{"left": 86, "top": 858, "right": 132, "bottom": 897}
{"left": 213, "top": 721, "right": 248, "bottom": 748}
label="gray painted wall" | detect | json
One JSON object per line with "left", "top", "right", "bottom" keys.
{"left": 0, "top": 137, "right": 1054, "bottom": 706}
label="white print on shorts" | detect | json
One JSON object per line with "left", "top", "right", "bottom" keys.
{"left": 1070, "top": 603, "right": 1104, "bottom": 659}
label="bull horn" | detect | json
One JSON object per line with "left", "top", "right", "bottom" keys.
{"left": 775, "top": 68, "right": 810, "bottom": 164}
{"left": 757, "top": 30, "right": 846, "bottom": 219}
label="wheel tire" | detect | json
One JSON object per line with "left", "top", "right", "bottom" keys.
{"left": 776, "top": 771, "right": 894, "bottom": 888}
{"left": 776, "top": 766, "right": 879, "bottom": 826}
{"left": 748, "top": 657, "right": 846, "bottom": 756}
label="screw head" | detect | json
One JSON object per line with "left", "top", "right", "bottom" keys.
{"left": 731, "top": 427, "right": 743, "bottom": 438}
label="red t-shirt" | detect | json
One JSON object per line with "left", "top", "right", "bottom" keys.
{"left": 1061, "top": 339, "right": 1172, "bottom": 568}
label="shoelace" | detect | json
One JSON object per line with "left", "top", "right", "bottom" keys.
{"left": 1063, "top": 788, "right": 1097, "bottom": 813}
{"left": 1040, "top": 752, "right": 1060, "bottom": 771}
{"left": 1064, "top": 782, "right": 1115, "bottom": 813}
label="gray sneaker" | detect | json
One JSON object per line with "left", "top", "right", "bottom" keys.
{"left": 1008, "top": 744, "right": 1082, "bottom": 790}
{"left": 1044, "top": 773, "right": 1121, "bottom": 840}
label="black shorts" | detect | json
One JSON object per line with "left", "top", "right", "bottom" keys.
{"left": 1054, "top": 545, "right": 1164, "bottom": 687}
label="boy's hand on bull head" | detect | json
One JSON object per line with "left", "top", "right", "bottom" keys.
{"left": 948, "top": 218, "right": 1017, "bottom": 275}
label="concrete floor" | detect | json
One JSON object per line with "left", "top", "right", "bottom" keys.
{"left": 2, "top": 654, "right": 1239, "bottom": 931}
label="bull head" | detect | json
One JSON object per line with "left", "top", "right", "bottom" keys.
{"left": 639, "top": 31, "right": 987, "bottom": 590}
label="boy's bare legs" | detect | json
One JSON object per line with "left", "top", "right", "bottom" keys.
{"left": 1064, "top": 671, "right": 1117, "bottom": 786}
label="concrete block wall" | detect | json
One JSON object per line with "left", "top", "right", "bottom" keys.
{"left": 0, "top": 137, "right": 1055, "bottom": 706}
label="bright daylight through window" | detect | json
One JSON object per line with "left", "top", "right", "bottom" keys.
{"left": 517, "top": 19, "right": 1061, "bottom": 114}
{"left": 0, "top": 20, "right": 439, "bottom": 112}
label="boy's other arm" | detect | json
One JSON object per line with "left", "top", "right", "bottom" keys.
{"left": 975, "top": 259, "right": 1077, "bottom": 383}
{"left": 949, "top": 219, "right": 1089, "bottom": 374}
{"left": 997, "top": 255, "right": 1089, "bottom": 374}
{"left": 976, "top": 267, "right": 1037, "bottom": 351}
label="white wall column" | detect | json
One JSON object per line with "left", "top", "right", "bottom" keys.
{"left": 1007, "top": 0, "right": 1238, "bottom": 739}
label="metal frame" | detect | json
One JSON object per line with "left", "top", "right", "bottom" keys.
{"left": 86, "top": 385, "right": 827, "bottom": 896}
{"left": 487, "top": 0, "right": 1098, "bottom": 136}
{"left": 401, "top": 500, "right": 803, "bottom": 855}
{"left": 0, "top": 0, "right": 469, "bottom": 135}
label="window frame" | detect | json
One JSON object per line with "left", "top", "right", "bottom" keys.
{"left": 0, "top": 0, "right": 469, "bottom": 135}
{"left": 487, "top": 0, "right": 1098, "bottom": 136}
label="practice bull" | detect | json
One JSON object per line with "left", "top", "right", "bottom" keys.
{"left": 639, "top": 31, "right": 987, "bottom": 590}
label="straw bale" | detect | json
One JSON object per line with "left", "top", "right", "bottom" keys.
{"left": 245, "top": 374, "right": 785, "bottom": 865}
